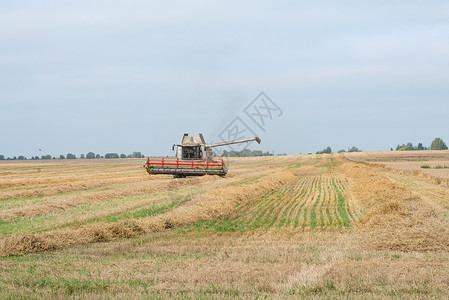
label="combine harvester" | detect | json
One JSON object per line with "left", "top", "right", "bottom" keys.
{"left": 144, "top": 133, "right": 261, "bottom": 178}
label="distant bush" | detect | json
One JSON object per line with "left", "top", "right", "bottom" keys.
{"left": 86, "top": 152, "right": 96, "bottom": 159}
{"left": 316, "top": 147, "right": 332, "bottom": 154}
{"left": 105, "top": 153, "right": 119, "bottom": 159}
{"left": 66, "top": 153, "right": 76, "bottom": 159}
{"left": 396, "top": 142, "right": 429, "bottom": 151}
{"left": 0, "top": 155, "right": 4, "bottom": 160}
{"left": 421, "top": 165, "right": 431, "bottom": 169}
{"left": 348, "top": 146, "right": 362, "bottom": 152}
{"left": 430, "top": 138, "right": 448, "bottom": 150}
{"left": 396, "top": 143, "right": 416, "bottom": 151}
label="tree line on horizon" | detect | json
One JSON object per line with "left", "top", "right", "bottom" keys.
{"left": 219, "top": 149, "right": 273, "bottom": 157}
{"left": 315, "top": 138, "right": 448, "bottom": 155}
{"left": 0, "top": 152, "right": 146, "bottom": 161}
{"left": 316, "top": 146, "right": 362, "bottom": 154}
{"left": 394, "top": 138, "right": 448, "bottom": 151}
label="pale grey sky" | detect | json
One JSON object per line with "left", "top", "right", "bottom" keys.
{"left": 1, "top": 1, "right": 448, "bottom": 157}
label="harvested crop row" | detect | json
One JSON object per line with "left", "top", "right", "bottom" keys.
{"left": 0, "top": 174, "right": 222, "bottom": 220}
{"left": 0, "top": 170, "right": 144, "bottom": 190}
{"left": 0, "top": 174, "right": 263, "bottom": 236}
{"left": 0, "top": 174, "right": 153, "bottom": 201}
{"left": 339, "top": 159, "right": 449, "bottom": 252}
{"left": 0, "top": 168, "right": 299, "bottom": 256}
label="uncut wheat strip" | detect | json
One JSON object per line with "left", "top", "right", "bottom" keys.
{"left": 0, "top": 175, "right": 222, "bottom": 219}
{"left": 0, "top": 168, "right": 299, "bottom": 256}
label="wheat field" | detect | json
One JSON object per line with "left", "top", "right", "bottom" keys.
{"left": 0, "top": 153, "right": 448, "bottom": 298}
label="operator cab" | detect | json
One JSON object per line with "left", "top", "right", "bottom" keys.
{"left": 181, "top": 146, "right": 202, "bottom": 160}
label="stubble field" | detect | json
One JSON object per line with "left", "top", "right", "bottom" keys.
{"left": 0, "top": 153, "right": 448, "bottom": 298}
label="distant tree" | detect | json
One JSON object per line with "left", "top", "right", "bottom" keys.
{"left": 120, "top": 154, "right": 127, "bottom": 158}
{"left": 221, "top": 149, "right": 272, "bottom": 157}
{"left": 390, "top": 148, "right": 393, "bottom": 151}
{"left": 251, "top": 150, "right": 263, "bottom": 156}
{"left": 13, "top": 156, "right": 17, "bottom": 160}
{"left": 86, "top": 152, "right": 96, "bottom": 159}
{"left": 41, "top": 155, "right": 52, "bottom": 160}
{"left": 0, "top": 155, "right": 4, "bottom": 160}
{"left": 430, "top": 138, "right": 448, "bottom": 150}
{"left": 316, "top": 147, "right": 332, "bottom": 154}
{"left": 338, "top": 149, "right": 346, "bottom": 153}
{"left": 95, "top": 154, "right": 101, "bottom": 158}
{"left": 417, "top": 143, "right": 424, "bottom": 151}
{"left": 131, "top": 152, "right": 143, "bottom": 158}
{"left": 240, "top": 149, "right": 252, "bottom": 157}
{"left": 396, "top": 143, "right": 416, "bottom": 151}
{"left": 101, "top": 156, "right": 104, "bottom": 158}
{"left": 59, "top": 155, "right": 65, "bottom": 159}
{"left": 80, "top": 154, "right": 85, "bottom": 159}
{"left": 66, "top": 153, "right": 76, "bottom": 159}
{"left": 105, "top": 153, "right": 119, "bottom": 159}
{"left": 348, "top": 146, "right": 359, "bottom": 152}
{"left": 18, "top": 155, "right": 26, "bottom": 160}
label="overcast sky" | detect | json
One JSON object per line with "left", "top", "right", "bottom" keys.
{"left": 1, "top": 1, "right": 448, "bottom": 158}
